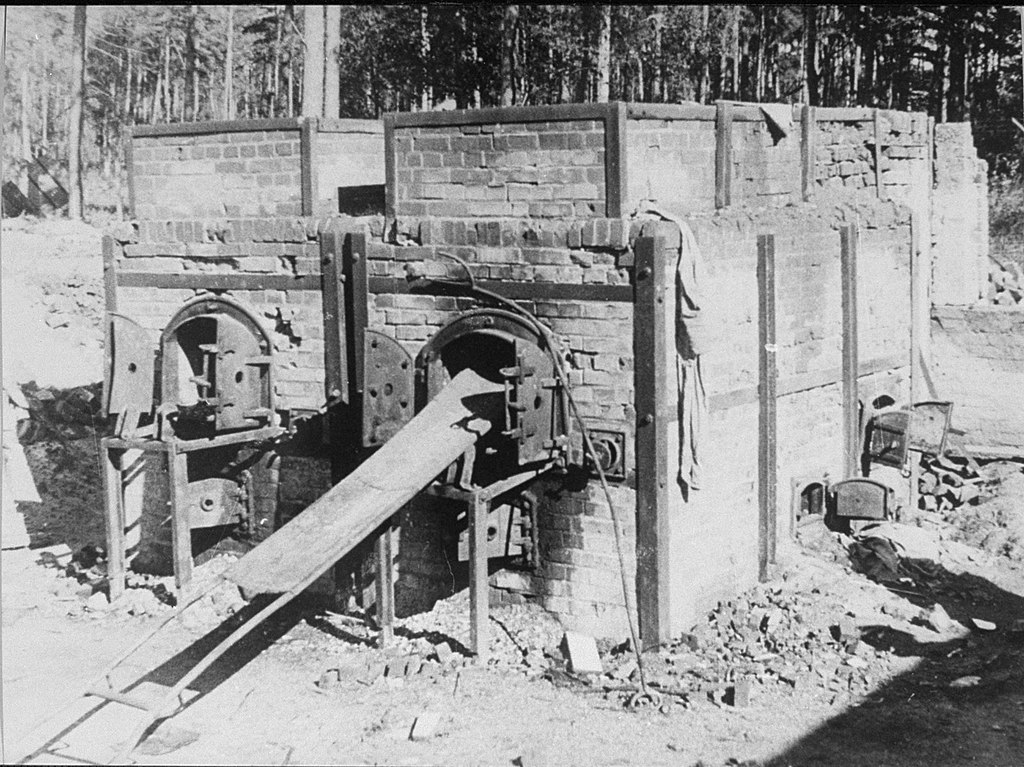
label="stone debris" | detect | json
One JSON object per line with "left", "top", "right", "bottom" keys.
{"left": 561, "top": 631, "right": 603, "bottom": 675}
{"left": 971, "top": 618, "right": 998, "bottom": 632}
{"left": 949, "top": 674, "right": 981, "bottom": 688}
{"left": 987, "top": 260, "right": 1024, "bottom": 306}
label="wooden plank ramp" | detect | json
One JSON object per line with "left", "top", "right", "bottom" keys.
{"left": 228, "top": 368, "right": 503, "bottom": 596}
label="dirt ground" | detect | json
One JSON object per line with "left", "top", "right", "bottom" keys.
{"left": 3, "top": 218, "right": 1024, "bottom": 766}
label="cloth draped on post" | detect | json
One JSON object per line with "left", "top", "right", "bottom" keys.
{"left": 634, "top": 203, "right": 709, "bottom": 492}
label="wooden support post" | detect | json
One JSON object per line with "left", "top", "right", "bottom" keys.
{"left": 299, "top": 117, "right": 317, "bottom": 216}
{"left": 124, "top": 129, "right": 136, "bottom": 219}
{"left": 757, "top": 234, "right": 778, "bottom": 580}
{"left": 603, "top": 102, "right": 627, "bottom": 218}
{"left": 873, "top": 109, "right": 885, "bottom": 201}
{"left": 715, "top": 101, "right": 733, "bottom": 209}
{"left": 801, "top": 105, "right": 815, "bottom": 202}
{"left": 468, "top": 492, "right": 489, "bottom": 660}
{"left": 633, "top": 233, "right": 672, "bottom": 646}
{"left": 841, "top": 224, "right": 860, "bottom": 478}
{"left": 167, "top": 449, "right": 193, "bottom": 599}
{"left": 383, "top": 114, "right": 397, "bottom": 237}
{"left": 375, "top": 521, "right": 395, "bottom": 647}
{"left": 101, "top": 445, "right": 126, "bottom": 602}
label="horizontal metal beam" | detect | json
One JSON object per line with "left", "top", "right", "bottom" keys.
{"left": 117, "top": 272, "right": 321, "bottom": 291}
{"left": 367, "top": 276, "right": 634, "bottom": 302}
{"left": 132, "top": 118, "right": 302, "bottom": 138}
{"left": 391, "top": 103, "right": 613, "bottom": 128}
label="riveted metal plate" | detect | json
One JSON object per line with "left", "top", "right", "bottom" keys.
{"left": 362, "top": 329, "right": 415, "bottom": 448}
{"left": 105, "top": 313, "right": 155, "bottom": 437}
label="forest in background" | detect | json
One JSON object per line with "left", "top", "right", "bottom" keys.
{"left": 4, "top": 4, "right": 1024, "bottom": 217}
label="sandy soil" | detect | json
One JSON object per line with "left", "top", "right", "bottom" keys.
{"left": 3, "top": 218, "right": 1024, "bottom": 767}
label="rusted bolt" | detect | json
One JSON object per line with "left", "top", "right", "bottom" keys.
{"left": 637, "top": 266, "right": 652, "bottom": 280}
{"left": 639, "top": 413, "right": 654, "bottom": 426}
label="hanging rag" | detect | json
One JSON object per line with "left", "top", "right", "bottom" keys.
{"left": 634, "top": 203, "right": 709, "bottom": 491}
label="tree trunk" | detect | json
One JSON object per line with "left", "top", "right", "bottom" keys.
{"left": 272, "top": 6, "right": 282, "bottom": 117}
{"left": 68, "top": 5, "right": 87, "bottom": 220}
{"left": 419, "top": 6, "right": 431, "bottom": 110}
{"left": 20, "top": 71, "right": 31, "bottom": 196}
{"left": 243, "top": 61, "right": 251, "bottom": 118}
{"left": 162, "top": 37, "right": 171, "bottom": 122}
{"left": 803, "top": 4, "right": 818, "bottom": 105}
{"left": 731, "top": 8, "right": 740, "bottom": 99}
{"left": 653, "top": 8, "right": 664, "bottom": 101}
{"left": 698, "top": 5, "right": 710, "bottom": 102}
{"left": 302, "top": 5, "right": 325, "bottom": 117}
{"left": 225, "top": 6, "right": 235, "bottom": 119}
{"left": 325, "top": 4, "right": 341, "bottom": 118}
{"left": 501, "top": 5, "right": 518, "bottom": 106}
{"left": 595, "top": 5, "right": 611, "bottom": 102}
{"left": 754, "top": 6, "right": 765, "bottom": 101}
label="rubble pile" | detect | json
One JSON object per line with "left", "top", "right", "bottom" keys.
{"left": 601, "top": 565, "right": 894, "bottom": 708}
{"left": 942, "top": 461, "right": 1024, "bottom": 561}
{"left": 17, "top": 381, "right": 104, "bottom": 443}
{"left": 987, "top": 260, "right": 1024, "bottom": 306}
{"left": 915, "top": 452, "right": 984, "bottom": 515}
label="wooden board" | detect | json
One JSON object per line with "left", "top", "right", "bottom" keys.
{"left": 228, "top": 369, "right": 504, "bottom": 595}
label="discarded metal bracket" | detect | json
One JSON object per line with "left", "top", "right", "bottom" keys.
{"left": 105, "top": 313, "right": 155, "bottom": 438}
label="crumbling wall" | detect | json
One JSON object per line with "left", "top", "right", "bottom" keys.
{"left": 930, "top": 306, "right": 1024, "bottom": 455}
{"left": 932, "top": 123, "right": 989, "bottom": 306}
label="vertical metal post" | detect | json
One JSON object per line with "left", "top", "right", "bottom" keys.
{"left": 168, "top": 448, "right": 193, "bottom": 599}
{"left": 800, "top": 105, "right": 816, "bottom": 202}
{"left": 375, "top": 520, "right": 395, "bottom": 647}
{"left": 715, "top": 101, "right": 733, "bottom": 209}
{"left": 633, "top": 232, "right": 672, "bottom": 646}
{"left": 101, "top": 445, "right": 126, "bottom": 602}
{"left": 468, "top": 492, "right": 489, "bottom": 660}
{"left": 320, "top": 221, "right": 348, "bottom": 405}
{"left": 383, "top": 114, "right": 397, "bottom": 237}
{"left": 841, "top": 224, "right": 860, "bottom": 478}
{"left": 757, "top": 234, "right": 778, "bottom": 581}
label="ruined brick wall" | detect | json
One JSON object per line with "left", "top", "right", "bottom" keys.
{"left": 930, "top": 306, "right": 1024, "bottom": 455}
{"left": 131, "top": 124, "right": 304, "bottom": 219}
{"left": 131, "top": 119, "right": 384, "bottom": 220}
{"left": 932, "top": 123, "right": 989, "bottom": 306}
{"left": 392, "top": 119, "right": 608, "bottom": 220}
{"left": 666, "top": 201, "right": 912, "bottom": 631}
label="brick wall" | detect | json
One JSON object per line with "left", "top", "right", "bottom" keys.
{"left": 665, "top": 202, "right": 912, "bottom": 631}
{"left": 111, "top": 216, "right": 382, "bottom": 413}
{"left": 392, "top": 120, "right": 607, "bottom": 219}
{"left": 132, "top": 127, "right": 304, "bottom": 219}
{"left": 930, "top": 306, "right": 1024, "bottom": 454}
{"left": 365, "top": 217, "right": 638, "bottom": 634}
{"left": 131, "top": 119, "right": 384, "bottom": 220}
